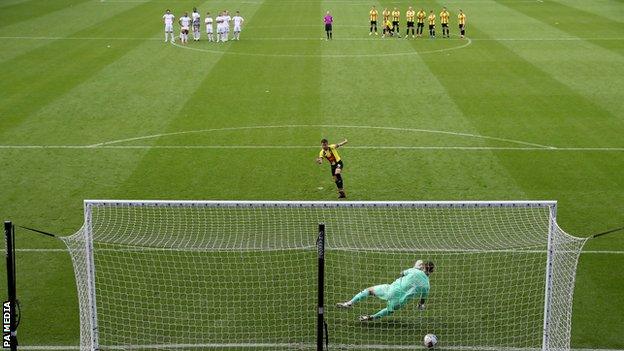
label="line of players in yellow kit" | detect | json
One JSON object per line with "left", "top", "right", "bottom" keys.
{"left": 368, "top": 6, "right": 466, "bottom": 39}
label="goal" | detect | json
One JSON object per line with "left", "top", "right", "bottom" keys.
{"left": 62, "top": 200, "right": 586, "bottom": 351}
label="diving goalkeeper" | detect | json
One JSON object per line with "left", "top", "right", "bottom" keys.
{"left": 336, "top": 260, "right": 434, "bottom": 321}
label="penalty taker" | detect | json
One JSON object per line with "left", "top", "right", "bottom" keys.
{"left": 337, "top": 260, "right": 434, "bottom": 321}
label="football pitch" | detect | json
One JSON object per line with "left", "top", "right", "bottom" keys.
{"left": 0, "top": 0, "right": 623, "bottom": 349}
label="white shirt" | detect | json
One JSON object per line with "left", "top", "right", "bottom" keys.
{"left": 192, "top": 12, "right": 200, "bottom": 22}
{"left": 223, "top": 15, "right": 231, "bottom": 25}
{"left": 233, "top": 16, "right": 244, "bottom": 26}
{"left": 163, "top": 13, "right": 175, "bottom": 25}
{"left": 205, "top": 17, "right": 213, "bottom": 25}
{"left": 180, "top": 16, "right": 191, "bottom": 28}
{"left": 215, "top": 16, "right": 223, "bottom": 27}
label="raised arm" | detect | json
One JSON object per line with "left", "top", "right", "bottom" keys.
{"left": 336, "top": 139, "right": 348, "bottom": 148}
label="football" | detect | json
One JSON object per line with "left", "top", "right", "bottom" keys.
{"left": 423, "top": 334, "right": 438, "bottom": 348}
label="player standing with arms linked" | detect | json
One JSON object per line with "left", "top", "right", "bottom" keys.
{"left": 416, "top": 8, "right": 426, "bottom": 38}
{"left": 440, "top": 7, "right": 450, "bottom": 38}
{"left": 405, "top": 6, "right": 415, "bottom": 38}
{"left": 179, "top": 12, "right": 191, "bottom": 44}
{"left": 205, "top": 12, "right": 214, "bottom": 42}
{"left": 391, "top": 7, "right": 401, "bottom": 38}
{"left": 324, "top": 11, "right": 333, "bottom": 40}
{"left": 369, "top": 6, "right": 378, "bottom": 36}
{"left": 232, "top": 11, "right": 244, "bottom": 40}
{"left": 458, "top": 10, "right": 467, "bottom": 39}
{"left": 317, "top": 138, "right": 347, "bottom": 198}
{"left": 163, "top": 9, "right": 175, "bottom": 43}
{"left": 191, "top": 8, "right": 201, "bottom": 41}
{"left": 428, "top": 10, "right": 436, "bottom": 38}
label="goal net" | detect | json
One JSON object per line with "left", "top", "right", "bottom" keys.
{"left": 62, "top": 200, "right": 586, "bottom": 351}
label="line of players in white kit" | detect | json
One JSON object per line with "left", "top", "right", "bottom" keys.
{"left": 162, "top": 9, "right": 245, "bottom": 44}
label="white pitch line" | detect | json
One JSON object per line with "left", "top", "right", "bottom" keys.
{"left": 86, "top": 125, "right": 552, "bottom": 149}
{"left": 1, "top": 145, "right": 623, "bottom": 151}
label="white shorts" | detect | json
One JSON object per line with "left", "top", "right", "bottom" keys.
{"left": 165, "top": 24, "right": 173, "bottom": 32}
{"left": 225, "top": 26, "right": 230, "bottom": 32}
{"left": 234, "top": 25, "right": 241, "bottom": 32}
{"left": 206, "top": 26, "right": 213, "bottom": 34}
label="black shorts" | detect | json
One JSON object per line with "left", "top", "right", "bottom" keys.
{"left": 181, "top": 28, "right": 189, "bottom": 34}
{"left": 417, "top": 22, "right": 424, "bottom": 27}
{"left": 429, "top": 24, "right": 434, "bottom": 30}
{"left": 330, "top": 161, "right": 344, "bottom": 176}
{"left": 392, "top": 20, "right": 399, "bottom": 26}
{"left": 442, "top": 23, "right": 448, "bottom": 28}
{"left": 325, "top": 23, "right": 332, "bottom": 31}
{"left": 459, "top": 24, "right": 465, "bottom": 30}
{"left": 370, "top": 20, "right": 377, "bottom": 25}
{"left": 407, "top": 21, "right": 414, "bottom": 28}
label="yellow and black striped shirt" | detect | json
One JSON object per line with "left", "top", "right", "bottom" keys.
{"left": 440, "top": 10, "right": 450, "bottom": 24}
{"left": 370, "top": 9, "right": 378, "bottom": 21}
{"left": 417, "top": 10, "right": 426, "bottom": 24}
{"left": 428, "top": 13, "right": 436, "bottom": 25}
{"left": 392, "top": 10, "right": 400, "bottom": 21}
{"left": 406, "top": 10, "right": 415, "bottom": 22}
{"left": 319, "top": 145, "right": 341, "bottom": 165}
{"left": 382, "top": 9, "right": 390, "bottom": 21}
{"left": 458, "top": 13, "right": 466, "bottom": 25}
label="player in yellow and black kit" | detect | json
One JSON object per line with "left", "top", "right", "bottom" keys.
{"left": 369, "top": 6, "right": 378, "bottom": 35}
{"left": 382, "top": 18, "right": 393, "bottom": 37}
{"left": 317, "top": 138, "right": 348, "bottom": 198}
{"left": 428, "top": 10, "right": 436, "bottom": 38}
{"left": 391, "top": 7, "right": 401, "bottom": 38}
{"left": 440, "top": 7, "right": 450, "bottom": 38}
{"left": 416, "top": 8, "right": 426, "bottom": 37}
{"left": 382, "top": 8, "right": 391, "bottom": 25}
{"left": 458, "top": 9, "right": 467, "bottom": 38}
{"left": 405, "top": 6, "right": 415, "bottom": 38}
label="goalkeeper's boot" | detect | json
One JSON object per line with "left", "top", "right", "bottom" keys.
{"left": 358, "top": 315, "right": 374, "bottom": 322}
{"left": 336, "top": 302, "right": 352, "bottom": 309}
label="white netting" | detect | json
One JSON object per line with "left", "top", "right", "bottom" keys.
{"left": 62, "top": 201, "right": 586, "bottom": 351}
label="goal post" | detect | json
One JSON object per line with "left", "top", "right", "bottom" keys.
{"left": 62, "top": 200, "right": 587, "bottom": 351}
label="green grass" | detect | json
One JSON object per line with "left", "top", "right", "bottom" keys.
{"left": 0, "top": 0, "right": 623, "bottom": 349}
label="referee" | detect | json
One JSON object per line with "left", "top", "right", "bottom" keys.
{"left": 324, "top": 11, "right": 333, "bottom": 40}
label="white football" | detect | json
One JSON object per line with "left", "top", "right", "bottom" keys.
{"left": 423, "top": 333, "right": 437, "bottom": 348}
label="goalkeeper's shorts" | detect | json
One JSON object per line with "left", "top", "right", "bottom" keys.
{"left": 372, "top": 284, "right": 391, "bottom": 300}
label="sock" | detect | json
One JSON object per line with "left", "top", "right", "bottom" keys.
{"left": 330, "top": 32, "right": 332, "bottom": 39}
{"left": 349, "top": 289, "right": 370, "bottom": 304}
{"left": 335, "top": 174, "right": 343, "bottom": 189}
{"left": 372, "top": 307, "right": 393, "bottom": 319}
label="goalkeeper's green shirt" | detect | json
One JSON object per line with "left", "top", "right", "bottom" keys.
{"left": 388, "top": 268, "right": 430, "bottom": 304}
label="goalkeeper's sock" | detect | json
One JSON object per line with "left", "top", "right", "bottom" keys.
{"left": 372, "top": 307, "right": 392, "bottom": 319}
{"left": 349, "top": 289, "right": 370, "bottom": 304}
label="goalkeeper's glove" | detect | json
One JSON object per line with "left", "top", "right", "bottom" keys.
{"left": 418, "top": 303, "right": 426, "bottom": 311}
{"left": 358, "top": 315, "right": 374, "bottom": 322}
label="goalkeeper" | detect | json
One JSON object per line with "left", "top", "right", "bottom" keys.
{"left": 336, "top": 260, "right": 434, "bottom": 321}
